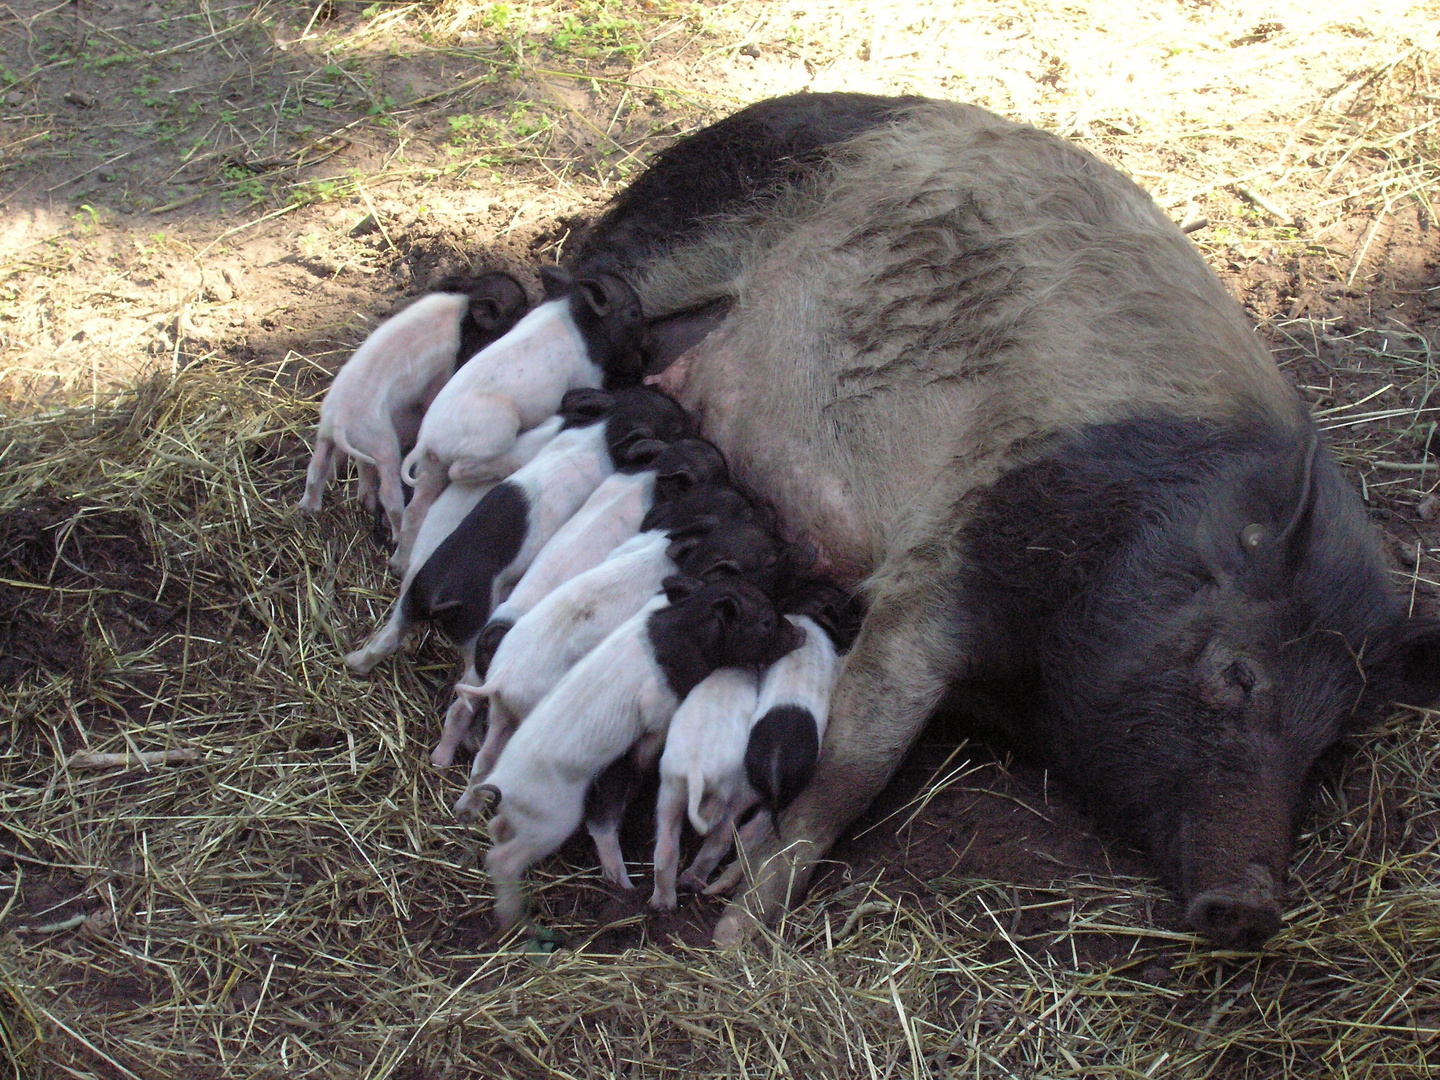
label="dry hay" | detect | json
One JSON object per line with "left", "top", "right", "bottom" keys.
{"left": 2, "top": 1, "right": 1440, "bottom": 1078}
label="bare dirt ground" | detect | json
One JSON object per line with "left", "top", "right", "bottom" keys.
{"left": 2, "top": 1, "right": 1439, "bottom": 1077}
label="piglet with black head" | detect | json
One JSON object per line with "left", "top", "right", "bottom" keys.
{"left": 299, "top": 271, "right": 530, "bottom": 545}
{"left": 344, "top": 387, "right": 686, "bottom": 690}
{"left": 458, "top": 576, "right": 801, "bottom": 930}
{"left": 483, "top": 437, "right": 728, "bottom": 648}
{"left": 667, "top": 581, "right": 859, "bottom": 898}
{"left": 391, "top": 267, "right": 648, "bottom": 573}
{"left": 455, "top": 513, "right": 792, "bottom": 781}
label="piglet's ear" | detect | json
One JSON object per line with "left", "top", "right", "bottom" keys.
{"left": 469, "top": 294, "right": 505, "bottom": 328}
{"left": 576, "top": 276, "right": 612, "bottom": 317}
{"left": 699, "top": 558, "right": 741, "bottom": 580}
{"left": 560, "top": 388, "right": 612, "bottom": 420}
{"left": 662, "top": 574, "right": 703, "bottom": 604}
{"left": 623, "top": 438, "right": 668, "bottom": 467}
{"left": 1369, "top": 617, "right": 1440, "bottom": 708}
{"left": 539, "top": 264, "right": 573, "bottom": 299}
{"left": 666, "top": 515, "right": 720, "bottom": 542}
{"left": 712, "top": 592, "right": 741, "bottom": 625}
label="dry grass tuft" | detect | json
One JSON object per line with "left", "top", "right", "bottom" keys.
{"left": 2, "top": 1, "right": 1439, "bottom": 1077}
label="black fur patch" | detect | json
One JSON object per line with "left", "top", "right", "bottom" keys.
{"left": 744, "top": 704, "right": 821, "bottom": 812}
{"left": 584, "top": 753, "right": 638, "bottom": 832}
{"left": 574, "top": 92, "right": 919, "bottom": 277}
{"left": 404, "top": 481, "right": 529, "bottom": 645}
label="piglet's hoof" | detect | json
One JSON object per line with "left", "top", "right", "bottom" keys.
{"left": 712, "top": 904, "right": 762, "bottom": 948}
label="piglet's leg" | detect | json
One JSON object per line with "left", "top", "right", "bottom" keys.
{"left": 713, "top": 541, "right": 966, "bottom": 945}
{"left": 391, "top": 453, "right": 447, "bottom": 575}
{"left": 430, "top": 694, "right": 476, "bottom": 768}
{"left": 298, "top": 436, "right": 335, "bottom": 514}
{"left": 355, "top": 460, "right": 380, "bottom": 516}
{"left": 702, "top": 808, "right": 774, "bottom": 897}
{"left": 649, "top": 780, "right": 688, "bottom": 911}
{"left": 372, "top": 432, "right": 408, "bottom": 547}
{"left": 682, "top": 794, "right": 759, "bottom": 893}
{"left": 466, "top": 698, "right": 518, "bottom": 783}
{"left": 344, "top": 598, "right": 409, "bottom": 674}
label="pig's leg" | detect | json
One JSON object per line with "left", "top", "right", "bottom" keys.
{"left": 649, "top": 779, "right": 687, "bottom": 910}
{"left": 682, "top": 795, "right": 760, "bottom": 893}
{"left": 587, "top": 755, "right": 638, "bottom": 889}
{"left": 702, "top": 808, "right": 774, "bottom": 896}
{"left": 486, "top": 793, "right": 586, "bottom": 931}
{"left": 298, "top": 436, "right": 335, "bottom": 514}
{"left": 372, "top": 432, "right": 408, "bottom": 546}
{"left": 430, "top": 694, "right": 476, "bottom": 768}
{"left": 391, "top": 452, "right": 447, "bottom": 575}
{"left": 467, "top": 698, "right": 519, "bottom": 783}
{"left": 713, "top": 549, "right": 965, "bottom": 944}
{"left": 355, "top": 459, "right": 380, "bottom": 516}
{"left": 344, "top": 598, "right": 409, "bottom": 674}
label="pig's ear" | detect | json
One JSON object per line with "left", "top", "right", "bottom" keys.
{"left": 468, "top": 273, "right": 526, "bottom": 329}
{"left": 656, "top": 461, "right": 699, "bottom": 488}
{"left": 1366, "top": 617, "right": 1440, "bottom": 709}
{"left": 577, "top": 273, "right": 641, "bottom": 321}
{"left": 667, "top": 515, "right": 721, "bottom": 542}
{"left": 539, "top": 264, "right": 573, "bottom": 299}
{"left": 699, "top": 559, "right": 742, "bottom": 580}
{"left": 662, "top": 574, "right": 703, "bottom": 604}
{"left": 623, "top": 438, "right": 668, "bottom": 467}
{"left": 560, "top": 388, "right": 612, "bottom": 421}
{"left": 711, "top": 591, "right": 742, "bottom": 626}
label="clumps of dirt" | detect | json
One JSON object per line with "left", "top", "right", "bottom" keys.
{"left": 0, "top": 497, "right": 166, "bottom": 687}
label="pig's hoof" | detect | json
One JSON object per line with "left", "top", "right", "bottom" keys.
{"left": 649, "top": 889, "right": 677, "bottom": 912}
{"left": 702, "top": 864, "right": 744, "bottom": 897}
{"left": 296, "top": 497, "right": 319, "bottom": 515}
{"left": 677, "top": 870, "right": 709, "bottom": 894}
{"left": 343, "top": 649, "right": 378, "bottom": 674}
{"left": 712, "top": 905, "right": 762, "bottom": 948}
{"left": 428, "top": 745, "right": 455, "bottom": 769}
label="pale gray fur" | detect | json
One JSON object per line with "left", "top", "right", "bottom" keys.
{"left": 621, "top": 100, "right": 1306, "bottom": 944}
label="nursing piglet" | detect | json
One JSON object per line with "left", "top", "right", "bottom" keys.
{"left": 483, "top": 439, "right": 729, "bottom": 648}
{"left": 457, "top": 575, "right": 804, "bottom": 931}
{"left": 298, "top": 272, "right": 528, "bottom": 541}
{"left": 347, "top": 387, "right": 688, "bottom": 677}
{"left": 690, "top": 583, "right": 859, "bottom": 897}
{"left": 452, "top": 518, "right": 794, "bottom": 777}
{"left": 338, "top": 418, "right": 562, "bottom": 682}
{"left": 393, "top": 267, "right": 646, "bottom": 572}
{"left": 650, "top": 667, "right": 760, "bottom": 910}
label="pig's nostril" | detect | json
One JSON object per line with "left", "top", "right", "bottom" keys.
{"left": 1185, "top": 892, "right": 1282, "bottom": 948}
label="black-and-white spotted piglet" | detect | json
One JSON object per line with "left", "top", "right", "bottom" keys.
{"left": 344, "top": 386, "right": 687, "bottom": 678}
{"left": 681, "top": 583, "right": 859, "bottom": 896}
{"left": 450, "top": 513, "right": 792, "bottom": 778}
{"left": 483, "top": 438, "right": 727, "bottom": 645}
{"left": 392, "top": 267, "right": 645, "bottom": 572}
{"left": 299, "top": 273, "right": 528, "bottom": 542}
{"left": 458, "top": 576, "right": 803, "bottom": 931}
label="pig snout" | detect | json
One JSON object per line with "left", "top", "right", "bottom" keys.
{"left": 1184, "top": 862, "right": 1283, "bottom": 948}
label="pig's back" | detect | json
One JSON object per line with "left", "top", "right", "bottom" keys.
{"left": 647, "top": 101, "right": 1302, "bottom": 582}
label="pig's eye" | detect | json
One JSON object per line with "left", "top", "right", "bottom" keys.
{"left": 1224, "top": 660, "right": 1257, "bottom": 696}
{"left": 1239, "top": 523, "right": 1266, "bottom": 552}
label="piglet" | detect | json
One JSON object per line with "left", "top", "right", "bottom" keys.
{"left": 453, "top": 518, "right": 793, "bottom": 779}
{"left": 483, "top": 438, "right": 728, "bottom": 643}
{"left": 298, "top": 273, "right": 528, "bottom": 540}
{"left": 339, "top": 417, "right": 562, "bottom": 694}
{"left": 346, "top": 387, "right": 687, "bottom": 680}
{"left": 457, "top": 576, "right": 803, "bottom": 931}
{"left": 393, "top": 267, "right": 646, "bottom": 572}
{"left": 650, "top": 667, "right": 761, "bottom": 910}
{"left": 691, "top": 583, "right": 859, "bottom": 896}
